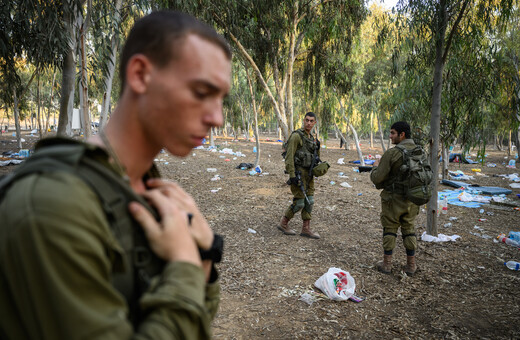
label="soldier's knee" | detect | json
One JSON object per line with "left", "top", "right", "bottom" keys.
{"left": 383, "top": 232, "right": 397, "bottom": 251}
{"left": 292, "top": 198, "right": 305, "bottom": 213}
{"left": 402, "top": 233, "right": 417, "bottom": 250}
{"left": 304, "top": 195, "right": 314, "bottom": 213}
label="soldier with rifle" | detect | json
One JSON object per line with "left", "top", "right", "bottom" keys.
{"left": 278, "top": 112, "right": 325, "bottom": 239}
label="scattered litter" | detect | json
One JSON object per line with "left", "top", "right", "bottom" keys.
{"left": 357, "top": 193, "right": 363, "bottom": 196}
{"left": 254, "top": 165, "right": 262, "bottom": 174}
{"left": 479, "top": 209, "right": 485, "bottom": 214}
{"left": 448, "top": 170, "right": 474, "bottom": 181}
{"left": 224, "top": 158, "right": 230, "bottom": 162}
{"left": 443, "top": 223, "right": 453, "bottom": 228}
{"left": 449, "top": 217, "right": 458, "bottom": 221}
{"left": 421, "top": 231, "right": 460, "bottom": 242}
{"left": 299, "top": 293, "right": 317, "bottom": 305}
{"left": 249, "top": 170, "right": 256, "bottom": 176}
{"left": 340, "top": 182, "right": 352, "bottom": 188}
{"left": 236, "top": 162, "right": 253, "bottom": 170}
{"left": 330, "top": 181, "right": 335, "bottom": 185}
{"left": 337, "top": 158, "right": 345, "bottom": 165}
{"left": 352, "top": 167, "right": 359, "bottom": 173}
{"left": 210, "top": 188, "right": 222, "bottom": 193}
{"left": 474, "top": 225, "right": 483, "bottom": 231}
{"left": 206, "top": 168, "right": 217, "bottom": 172}
{"left": 487, "top": 163, "right": 497, "bottom": 167}
{"left": 497, "top": 233, "right": 520, "bottom": 247}
{"left": 510, "top": 183, "right": 520, "bottom": 189}
{"left": 210, "top": 175, "right": 222, "bottom": 181}
{"left": 478, "top": 218, "right": 487, "bottom": 222}
{"left": 314, "top": 267, "right": 356, "bottom": 301}
{"left": 0, "top": 159, "right": 23, "bottom": 166}
{"left": 247, "top": 228, "right": 257, "bottom": 234}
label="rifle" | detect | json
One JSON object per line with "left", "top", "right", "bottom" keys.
{"left": 308, "top": 139, "right": 321, "bottom": 186}
{"left": 287, "top": 170, "right": 310, "bottom": 205}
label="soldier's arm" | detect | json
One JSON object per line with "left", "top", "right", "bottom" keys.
{"left": 285, "top": 133, "right": 301, "bottom": 178}
{"left": 370, "top": 149, "right": 396, "bottom": 186}
{"left": 0, "top": 172, "right": 214, "bottom": 339}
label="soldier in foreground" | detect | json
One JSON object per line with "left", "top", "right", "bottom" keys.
{"left": 0, "top": 11, "right": 230, "bottom": 338}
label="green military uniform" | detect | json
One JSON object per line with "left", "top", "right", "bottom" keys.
{"left": 0, "top": 142, "right": 219, "bottom": 339}
{"left": 370, "top": 138, "right": 419, "bottom": 256}
{"left": 284, "top": 128, "right": 320, "bottom": 221}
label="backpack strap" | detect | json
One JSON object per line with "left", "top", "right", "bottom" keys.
{"left": 0, "top": 137, "right": 164, "bottom": 326}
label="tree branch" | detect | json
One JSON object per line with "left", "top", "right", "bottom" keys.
{"left": 442, "top": 0, "right": 469, "bottom": 63}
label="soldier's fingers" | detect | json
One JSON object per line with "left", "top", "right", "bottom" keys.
{"left": 128, "top": 202, "right": 161, "bottom": 240}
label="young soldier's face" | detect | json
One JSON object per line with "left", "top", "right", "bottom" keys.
{"left": 304, "top": 116, "right": 316, "bottom": 133}
{"left": 139, "top": 34, "right": 231, "bottom": 157}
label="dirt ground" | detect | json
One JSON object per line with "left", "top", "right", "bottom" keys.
{"left": 1, "top": 131, "right": 520, "bottom": 339}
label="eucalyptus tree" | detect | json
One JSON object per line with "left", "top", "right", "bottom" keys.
{"left": 1, "top": 0, "right": 73, "bottom": 147}
{"left": 167, "top": 0, "right": 367, "bottom": 141}
{"left": 391, "top": 0, "right": 517, "bottom": 236}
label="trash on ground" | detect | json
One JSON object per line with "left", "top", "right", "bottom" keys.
{"left": 505, "top": 261, "right": 520, "bottom": 271}
{"left": 314, "top": 267, "right": 356, "bottom": 301}
{"left": 210, "top": 188, "right": 222, "bottom": 193}
{"left": 210, "top": 175, "right": 222, "bottom": 181}
{"left": 206, "top": 168, "right": 217, "bottom": 172}
{"left": 340, "top": 182, "right": 352, "bottom": 188}
{"left": 247, "top": 228, "right": 257, "bottom": 234}
{"left": 443, "top": 223, "right": 453, "bottom": 228}
{"left": 497, "top": 233, "right": 520, "bottom": 248}
{"left": 448, "top": 170, "right": 474, "bottom": 181}
{"left": 337, "top": 158, "right": 345, "bottom": 165}
{"left": 421, "top": 231, "right": 460, "bottom": 242}
{"left": 236, "top": 162, "right": 253, "bottom": 170}
{"left": 449, "top": 217, "right": 458, "bottom": 221}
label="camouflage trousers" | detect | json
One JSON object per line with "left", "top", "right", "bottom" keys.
{"left": 380, "top": 190, "right": 419, "bottom": 255}
{"left": 284, "top": 168, "right": 315, "bottom": 221}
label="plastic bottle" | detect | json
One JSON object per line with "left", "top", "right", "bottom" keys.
{"left": 497, "top": 234, "right": 520, "bottom": 248}
{"left": 504, "top": 261, "right": 520, "bottom": 271}
{"left": 442, "top": 196, "right": 448, "bottom": 215}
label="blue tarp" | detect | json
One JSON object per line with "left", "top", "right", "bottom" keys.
{"left": 352, "top": 159, "right": 375, "bottom": 165}
{"left": 439, "top": 189, "right": 490, "bottom": 208}
{"left": 441, "top": 179, "right": 512, "bottom": 195}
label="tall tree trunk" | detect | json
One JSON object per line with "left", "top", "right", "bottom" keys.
{"left": 99, "top": 0, "right": 123, "bottom": 129}
{"left": 45, "top": 71, "right": 56, "bottom": 135}
{"left": 370, "top": 111, "right": 374, "bottom": 149}
{"left": 441, "top": 143, "right": 448, "bottom": 180}
{"left": 58, "top": 0, "right": 83, "bottom": 136}
{"left": 508, "top": 129, "right": 512, "bottom": 156}
{"left": 377, "top": 119, "right": 386, "bottom": 152}
{"left": 13, "top": 90, "right": 22, "bottom": 149}
{"left": 37, "top": 75, "right": 43, "bottom": 139}
{"left": 426, "top": 0, "right": 448, "bottom": 237}
{"left": 79, "top": 2, "right": 91, "bottom": 139}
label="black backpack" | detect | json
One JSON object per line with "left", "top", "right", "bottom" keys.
{"left": 394, "top": 144, "right": 433, "bottom": 205}
{"left": 0, "top": 137, "right": 164, "bottom": 326}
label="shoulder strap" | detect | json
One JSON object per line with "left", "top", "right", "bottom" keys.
{"left": 0, "top": 137, "right": 164, "bottom": 326}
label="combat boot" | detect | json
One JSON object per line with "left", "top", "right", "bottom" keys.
{"left": 404, "top": 255, "right": 416, "bottom": 276}
{"left": 278, "top": 216, "right": 296, "bottom": 235}
{"left": 377, "top": 254, "right": 392, "bottom": 274}
{"left": 300, "top": 220, "right": 320, "bottom": 239}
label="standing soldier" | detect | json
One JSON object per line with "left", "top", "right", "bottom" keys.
{"left": 370, "top": 121, "right": 419, "bottom": 276}
{"left": 278, "top": 112, "right": 321, "bottom": 239}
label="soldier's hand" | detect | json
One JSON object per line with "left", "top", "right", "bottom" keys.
{"left": 145, "top": 179, "right": 214, "bottom": 250}
{"left": 288, "top": 177, "right": 299, "bottom": 185}
{"left": 129, "top": 189, "right": 201, "bottom": 266}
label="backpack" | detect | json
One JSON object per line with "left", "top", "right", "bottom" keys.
{"left": 0, "top": 137, "right": 164, "bottom": 325}
{"left": 281, "top": 130, "right": 304, "bottom": 159}
{"left": 394, "top": 144, "right": 433, "bottom": 205}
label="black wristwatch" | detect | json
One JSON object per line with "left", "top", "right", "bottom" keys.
{"left": 199, "top": 234, "right": 224, "bottom": 263}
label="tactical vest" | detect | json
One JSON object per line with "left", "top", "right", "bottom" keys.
{"left": 293, "top": 129, "right": 318, "bottom": 169}
{"left": 0, "top": 137, "right": 165, "bottom": 327}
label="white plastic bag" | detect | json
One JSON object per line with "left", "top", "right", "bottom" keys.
{"left": 314, "top": 267, "right": 355, "bottom": 301}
